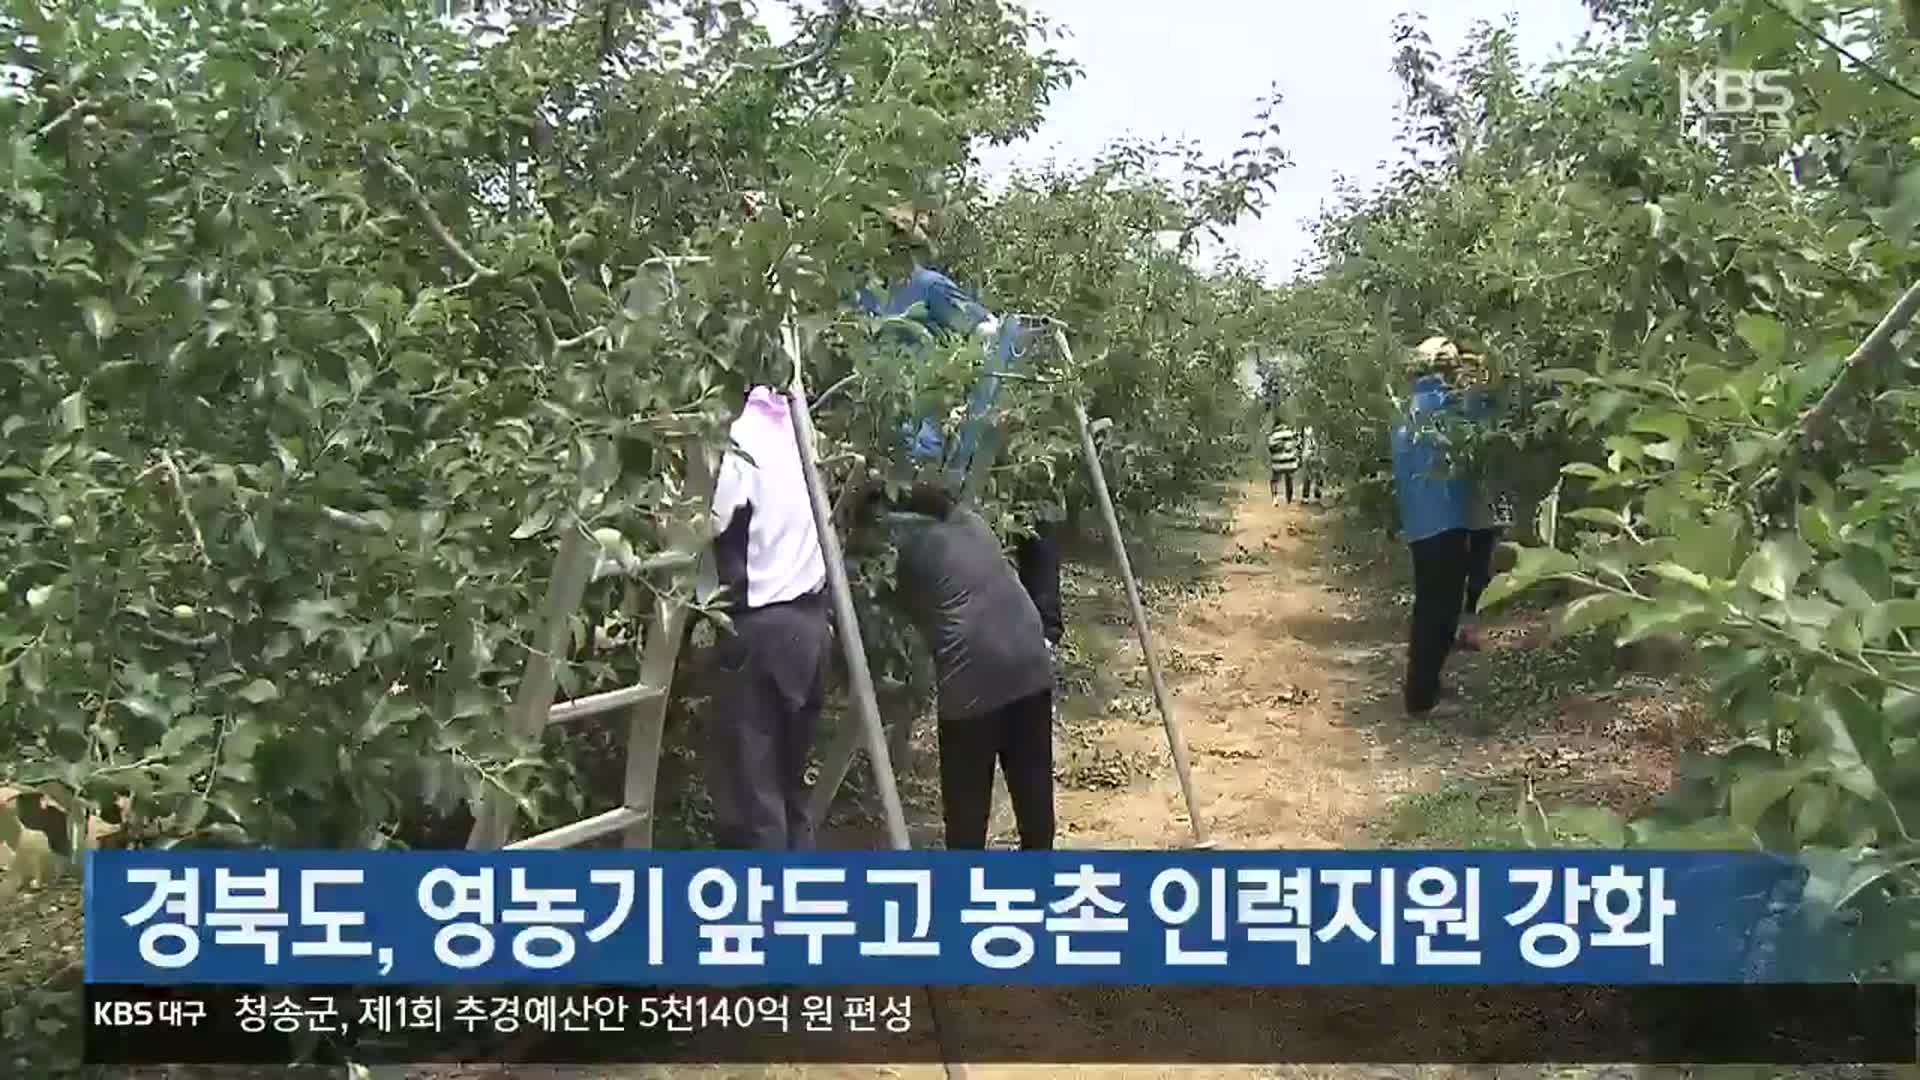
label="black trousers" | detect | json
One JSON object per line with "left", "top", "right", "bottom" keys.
{"left": 1405, "top": 529, "right": 1471, "bottom": 714}
{"left": 1464, "top": 527, "right": 1501, "bottom": 615}
{"left": 703, "top": 593, "right": 829, "bottom": 850}
{"left": 1301, "top": 469, "right": 1322, "bottom": 501}
{"left": 938, "top": 690, "right": 1055, "bottom": 850}
{"left": 1271, "top": 468, "right": 1295, "bottom": 501}
{"left": 1014, "top": 521, "right": 1063, "bottom": 646}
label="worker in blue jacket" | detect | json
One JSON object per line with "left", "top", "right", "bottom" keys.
{"left": 856, "top": 205, "right": 1064, "bottom": 655}
{"left": 855, "top": 204, "right": 996, "bottom": 460}
{"left": 1391, "top": 338, "right": 1477, "bottom": 720}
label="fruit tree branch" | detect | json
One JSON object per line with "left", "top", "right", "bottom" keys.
{"left": 1758, "top": 0, "right": 1920, "bottom": 106}
{"left": 367, "top": 150, "right": 501, "bottom": 283}
{"left": 762, "top": 0, "right": 856, "bottom": 74}
{"left": 1769, "top": 277, "right": 1920, "bottom": 509}
{"left": 34, "top": 98, "right": 91, "bottom": 140}
{"left": 159, "top": 452, "right": 212, "bottom": 569}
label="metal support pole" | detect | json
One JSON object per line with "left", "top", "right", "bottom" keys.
{"left": 1058, "top": 331, "right": 1212, "bottom": 848}
{"left": 782, "top": 317, "right": 968, "bottom": 1080}
{"left": 780, "top": 321, "right": 912, "bottom": 852}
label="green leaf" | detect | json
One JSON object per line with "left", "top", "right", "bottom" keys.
{"left": 1648, "top": 562, "right": 1714, "bottom": 592}
{"left": 1790, "top": 783, "right": 1834, "bottom": 842}
{"left": 1883, "top": 164, "right": 1920, "bottom": 242}
{"left": 1563, "top": 506, "right": 1627, "bottom": 528}
{"left": 1474, "top": 571, "right": 1529, "bottom": 612}
{"left": 1798, "top": 504, "right": 1838, "bottom": 552}
{"left": 1799, "top": 848, "right": 1920, "bottom": 927}
{"left": 1617, "top": 597, "right": 1708, "bottom": 644}
{"left": 221, "top": 725, "right": 263, "bottom": 765}
{"left": 236, "top": 679, "right": 279, "bottom": 704}
{"left": 1824, "top": 610, "right": 1866, "bottom": 656}
{"left": 1839, "top": 545, "right": 1895, "bottom": 601}
{"left": 1817, "top": 559, "right": 1875, "bottom": 608}
{"left": 1671, "top": 511, "right": 1742, "bottom": 578}
{"left": 277, "top": 597, "right": 343, "bottom": 645}
{"left": 1628, "top": 409, "right": 1690, "bottom": 445}
{"left": 1535, "top": 479, "right": 1562, "bottom": 549}
{"left": 1810, "top": 687, "right": 1892, "bottom": 806}
{"left": 56, "top": 392, "right": 86, "bottom": 434}
{"left": 1626, "top": 816, "right": 1760, "bottom": 849}
{"left": 511, "top": 510, "right": 553, "bottom": 540}
{"left": 1540, "top": 367, "right": 1595, "bottom": 385}
{"left": 1510, "top": 544, "right": 1580, "bottom": 581}
{"left": 1863, "top": 599, "right": 1920, "bottom": 642}
{"left": 1556, "top": 592, "right": 1632, "bottom": 635}
{"left": 1738, "top": 534, "right": 1814, "bottom": 601}
{"left": 121, "top": 695, "right": 169, "bottom": 722}
{"left": 80, "top": 298, "right": 117, "bottom": 343}
{"left": 1730, "top": 766, "right": 1805, "bottom": 828}
{"left": 1547, "top": 804, "right": 1628, "bottom": 847}
{"left": 158, "top": 715, "right": 215, "bottom": 757}
{"left": 1735, "top": 313, "right": 1787, "bottom": 360}
{"left": 1886, "top": 687, "right": 1920, "bottom": 727}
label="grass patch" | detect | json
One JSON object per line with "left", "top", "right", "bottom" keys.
{"left": 1380, "top": 780, "right": 1523, "bottom": 848}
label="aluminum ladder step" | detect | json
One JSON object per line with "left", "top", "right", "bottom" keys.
{"left": 545, "top": 682, "right": 664, "bottom": 725}
{"left": 504, "top": 806, "right": 648, "bottom": 850}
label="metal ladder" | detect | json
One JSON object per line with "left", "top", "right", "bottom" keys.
{"left": 464, "top": 343, "right": 912, "bottom": 856}
{"left": 440, "top": 314, "right": 962, "bottom": 1076}
{"left": 463, "top": 441, "right": 717, "bottom": 853}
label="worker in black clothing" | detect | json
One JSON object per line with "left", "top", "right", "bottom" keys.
{"left": 876, "top": 483, "right": 1056, "bottom": 850}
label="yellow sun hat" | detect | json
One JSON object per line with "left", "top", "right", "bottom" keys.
{"left": 1408, "top": 335, "right": 1460, "bottom": 377}
{"left": 1408, "top": 335, "right": 1490, "bottom": 382}
{"left": 872, "top": 201, "right": 931, "bottom": 246}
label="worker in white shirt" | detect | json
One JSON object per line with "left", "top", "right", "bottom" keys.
{"left": 1299, "top": 426, "right": 1324, "bottom": 502}
{"left": 702, "top": 386, "right": 830, "bottom": 850}
{"left": 1268, "top": 422, "right": 1301, "bottom": 504}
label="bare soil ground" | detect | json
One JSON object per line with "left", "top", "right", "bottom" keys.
{"left": 459, "top": 480, "right": 1725, "bottom": 1080}
{"left": 0, "top": 479, "right": 1828, "bottom": 1079}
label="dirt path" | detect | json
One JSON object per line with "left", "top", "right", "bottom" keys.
{"left": 89, "top": 479, "right": 1703, "bottom": 1080}
{"left": 589, "top": 477, "right": 1701, "bottom": 1080}
{"left": 568, "top": 481, "right": 1455, "bottom": 1080}
{"left": 1047, "top": 477, "right": 1418, "bottom": 853}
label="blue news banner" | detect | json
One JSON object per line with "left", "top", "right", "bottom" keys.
{"left": 82, "top": 849, "right": 1916, "bottom": 1066}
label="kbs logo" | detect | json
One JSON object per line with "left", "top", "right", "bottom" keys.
{"left": 1678, "top": 68, "right": 1793, "bottom": 118}
{"left": 93, "top": 1000, "right": 154, "bottom": 1025}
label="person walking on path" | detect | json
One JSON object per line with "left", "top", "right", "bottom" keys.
{"left": 1268, "top": 421, "right": 1301, "bottom": 504}
{"left": 1391, "top": 338, "right": 1476, "bottom": 720}
{"left": 701, "top": 386, "right": 831, "bottom": 849}
{"left": 881, "top": 483, "right": 1057, "bottom": 850}
{"left": 1299, "top": 425, "right": 1324, "bottom": 503}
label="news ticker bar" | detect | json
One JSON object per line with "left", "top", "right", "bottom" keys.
{"left": 85, "top": 983, "right": 1917, "bottom": 1065}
